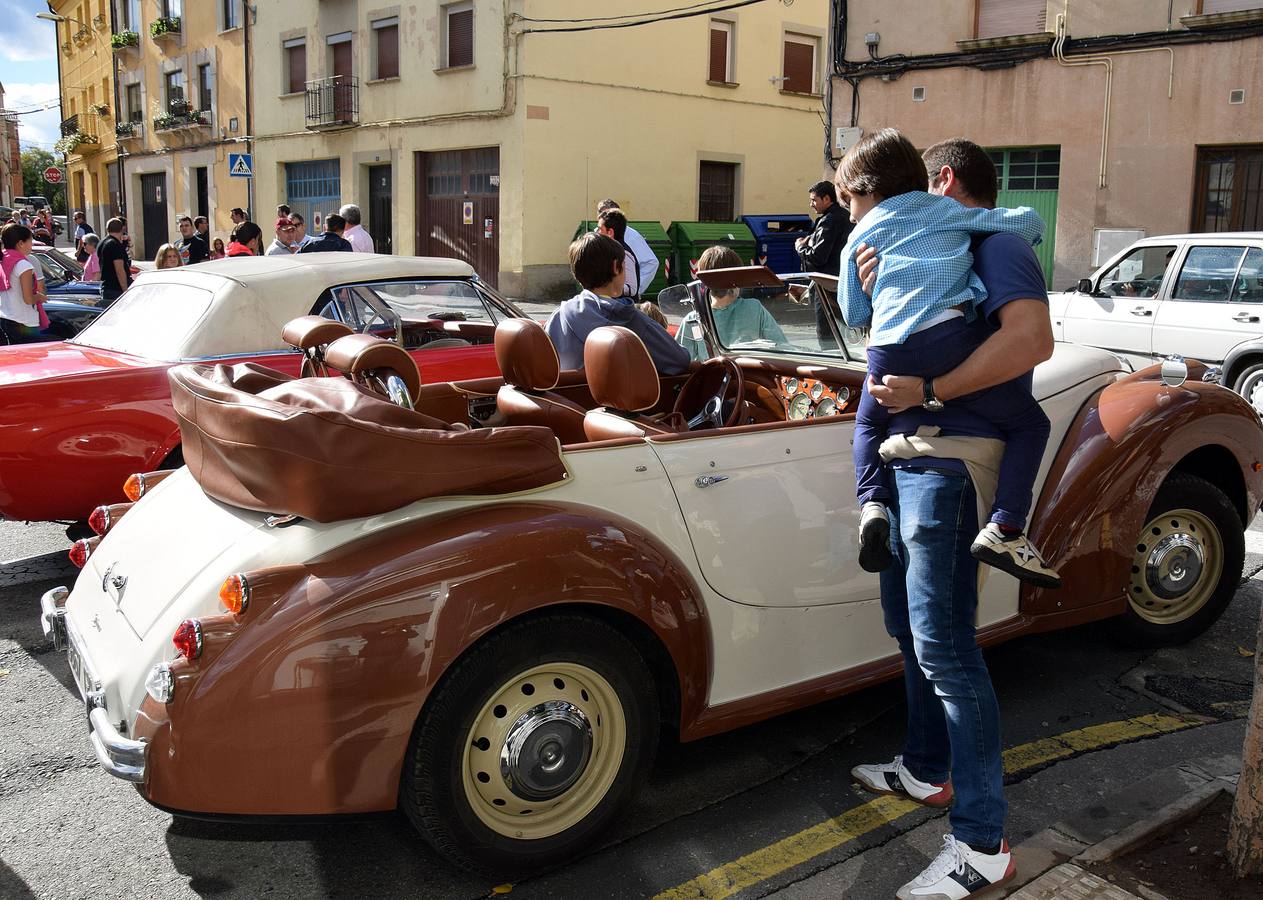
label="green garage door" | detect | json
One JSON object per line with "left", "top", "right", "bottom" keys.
{"left": 989, "top": 147, "right": 1059, "bottom": 288}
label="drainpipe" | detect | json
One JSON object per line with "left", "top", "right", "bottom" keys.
{"left": 47, "top": 2, "right": 66, "bottom": 214}
{"left": 111, "top": 0, "right": 125, "bottom": 217}
{"left": 244, "top": 2, "right": 254, "bottom": 218}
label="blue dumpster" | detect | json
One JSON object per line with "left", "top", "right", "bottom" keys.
{"left": 742, "top": 214, "right": 814, "bottom": 274}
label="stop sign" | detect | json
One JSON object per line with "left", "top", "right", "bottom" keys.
{"left": 43, "top": 166, "right": 64, "bottom": 184}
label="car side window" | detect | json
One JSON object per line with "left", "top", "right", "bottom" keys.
{"left": 1172, "top": 246, "right": 1248, "bottom": 303}
{"left": 1097, "top": 246, "right": 1177, "bottom": 298}
{"left": 1231, "top": 248, "right": 1263, "bottom": 304}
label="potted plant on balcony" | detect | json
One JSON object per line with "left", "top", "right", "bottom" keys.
{"left": 91, "top": 103, "right": 111, "bottom": 118}
{"left": 152, "top": 112, "right": 180, "bottom": 131}
{"left": 55, "top": 131, "right": 97, "bottom": 154}
{"left": 150, "top": 16, "right": 180, "bottom": 39}
{"left": 115, "top": 121, "right": 139, "bottom": 139}
{"left": 111, "top": 30, "right": 139, "bottom": 49}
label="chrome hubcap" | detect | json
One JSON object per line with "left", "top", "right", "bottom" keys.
{"left": 1143, "top": 534, "right": 1204, "bottom": 599}
{"left": 500, "top": 701, "right": 593, "bottom": 801}
{"left": 1128, "top": 508, "right": 1222, "bottom": 624}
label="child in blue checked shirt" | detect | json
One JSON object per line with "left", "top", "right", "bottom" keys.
{"left": 837, "top": 128, "right": 1060, "bottom": 588}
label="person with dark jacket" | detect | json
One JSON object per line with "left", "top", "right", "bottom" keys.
{"left": 796, "top": 180, "right": 853, "bottom": 348}
{"left": 298, "top": 214, "right": 354, "bottom": 253}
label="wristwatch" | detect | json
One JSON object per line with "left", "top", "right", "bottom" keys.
{"left": 922, "top": 378, "right": 945, "bottom": 412}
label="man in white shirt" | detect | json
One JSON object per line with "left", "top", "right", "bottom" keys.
{"left": 266, "top": 217, "right": 298, "bottom": 256}
{"left": 339, "top": 204, "right": 374, "bottom": 253}
{"left": 597, "top": 198, "right": 658, "bottom": 296}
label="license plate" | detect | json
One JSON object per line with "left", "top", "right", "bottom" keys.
{"left": 66, "top": 636, "right": 90, "bottom": 702}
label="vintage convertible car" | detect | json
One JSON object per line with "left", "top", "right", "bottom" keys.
{"left": 38, "top": 269, "right": 1263, "bottom": 875}
{"left": 0, "top": 254, "right": 524, "bottom": 525}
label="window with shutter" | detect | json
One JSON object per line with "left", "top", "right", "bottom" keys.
{"left": 374, "top": 18, "right": 399, "bottom": 79}
{"left": 782, "top": 34, "right": 817, "bottom": 94}
{"left": 976, "top": 0, "right": 1048, "bottom": 39}
{"left": 699, "top": 161, "right": 738, "bottom": 221}
{"left": 446, "top": 4, "right": 474, "bottom": 68}
{"left": 284, "top": 40, "right": 306, "bottom": 95}
{"left": 709, "top": 21, "right": 733, "bottom": 83}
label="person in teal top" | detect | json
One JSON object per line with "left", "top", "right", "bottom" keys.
{"left": 677, "top": 245, "right": 789, "bottom": 361}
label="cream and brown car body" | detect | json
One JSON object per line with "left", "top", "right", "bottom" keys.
{"left": 38, "top": 271, "right": 1263, "bottom": 873}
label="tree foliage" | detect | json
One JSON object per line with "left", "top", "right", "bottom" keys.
{"left": 18, "top": 148, "right": 67, "bottom": 214}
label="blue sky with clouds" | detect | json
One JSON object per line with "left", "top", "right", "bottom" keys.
{"left": 1, "top": 0, "right": 69, "bottom": 151}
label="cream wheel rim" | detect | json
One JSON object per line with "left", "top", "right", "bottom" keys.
{"left": 1128, "top": 507, "right": 1222, "bottom": 625}
{"left": 462, "top": 662, "right": 627, "bottom": 840}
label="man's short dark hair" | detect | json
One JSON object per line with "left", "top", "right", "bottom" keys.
{"left": 289, "top": 211, "right": 305, "bottom": 226}
{"left": 837, "top": 127, "right": 928, "bottom": 201}
{"left": 194, "top": 216, "right": 208, "bottom": 228}
{"left": 921, "top": 138, "right": 999, "bottom": 207}
{"left": 105, "top": 217, "right": 126, "bottom": 235}
{"left": 230, "top": 207, "right": 246, "bottom": 217}
{"left": 598, "top": 208, "right": 627, "bottom": 242}
{"left": 325, "top": 214, "right": 347, "bottom": 233}
{"left": 276, "top": 204, "right": 291, "bottom": 217}
{"left": 569, "top": 232, "right": 624, "bottom": 290}
{"left": 809, "top": 181, "right": 837, "bottom": 203}
{"left": 230, "top": 221, "right": 263, "bottom": 245}
{"left": 176, "top": 215, "right": 193, "bottom": 227}
{"left": 596, "top": 198, "right": 620, "bottom": 215}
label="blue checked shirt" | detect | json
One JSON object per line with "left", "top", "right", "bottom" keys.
{"left": 840, "top": 192, "right": 1044, "bottom": 345}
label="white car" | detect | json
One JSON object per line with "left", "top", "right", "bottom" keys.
{"left": 1049, "top": 232, "right": 1263, "bottom": 407}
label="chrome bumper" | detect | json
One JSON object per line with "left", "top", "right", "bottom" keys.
{"left": 39, "top": 586, "right": 69, "bottom": 649}
{"left": 38, "top": 588, "right": 148, "bottom": 783}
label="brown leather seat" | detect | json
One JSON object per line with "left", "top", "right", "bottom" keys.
{"left": 282, "top": 315, "right": 355, "bottom": 378}
{"left": 324, "top": 333, "right": 422, "bottom": 404}
{"left": 494, "top": 319, "right": 589, "bottom": 444}
{"left": 582, "top": 326, "right": 683, "bottom": 441}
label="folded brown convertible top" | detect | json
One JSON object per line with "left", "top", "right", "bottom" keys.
{"left": 169, "top": 363, "right": 568, "bottom": 523}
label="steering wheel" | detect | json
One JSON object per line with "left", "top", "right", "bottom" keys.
{"left": 672, "top": 358, "right": 746, "bottom": 430}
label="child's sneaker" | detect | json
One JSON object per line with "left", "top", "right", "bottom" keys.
{"left": 896, "top": 835, "right": 1015, "bottom": 899}
{"left": 970, "top": 523, "right": 1061, "bottom": 588}
{"left": 858, "top": 501, "right": 893, "bottom": 572}
{"left": 851, "top": 755, "right": 954, "bottom": 807}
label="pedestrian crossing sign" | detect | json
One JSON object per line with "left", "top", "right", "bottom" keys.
{"left": 228, "top": 153, "right": 253, "bottom": 178}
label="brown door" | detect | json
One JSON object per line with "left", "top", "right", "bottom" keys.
{"left": 331, "top": 40, "right": 353, "bottom": 122}
{"left": 1192, "top": 145, "right": 1263, "bottom": 233}
{"left": 415, "top": 147, "right": 500, "bottom": 287}
{"left": 699, "top": 161, "right": 737, "bottom": 221}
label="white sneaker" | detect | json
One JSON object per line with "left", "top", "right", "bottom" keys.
{"left": 896, "top": 834, "right": 1015, "bottom": 900}
{"left": 858, "top": 501, "right": 893, "bottom": 573}
{"left": 970, "top": 523, "right": 1062, "bottom": 589}
{"left": 850, "top": 755, "right": 954, "bottom": 808}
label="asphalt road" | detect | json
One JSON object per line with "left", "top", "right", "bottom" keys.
{"left": 1, "top": 517, "right": 1261, "bottom": 900}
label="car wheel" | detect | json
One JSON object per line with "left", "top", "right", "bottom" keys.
{"left": 400, "top": 615, "right": 659, "bottom": 876}
{"left": 1111, "top": 472, "right": 1244, "bottom": 647}
{"left": 1232, "top": 363, "right": 1263, "bottom": 415}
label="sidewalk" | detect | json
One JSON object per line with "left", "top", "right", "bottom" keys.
{"left": 767, "top": 718, "right": 1245, "bottom": 899}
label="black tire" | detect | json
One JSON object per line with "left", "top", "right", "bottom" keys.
{"left": 1231, "top": 362, "right": 1263, "bottom": 414}
{"left": 1110, "top": 472, "right": 1244, "bottom": 647}
{"left": 400, "top": 615, "right": 659, "bottom": 876}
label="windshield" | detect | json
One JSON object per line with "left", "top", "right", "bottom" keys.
{"left": 39, "top": 247, "right": 84, "bottom": 279}
{"left": 672, "top": 277, "right": 866, "bottom": 364}
{"left": 70, "top": 283, "right": 215, "bottom": 360}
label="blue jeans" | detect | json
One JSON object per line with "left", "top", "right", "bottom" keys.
{"left": 855, "top": 317, "right": 1050, "bottom": 530}
{"left": 879, "top": 466, "right": 1007, "bottom": 848}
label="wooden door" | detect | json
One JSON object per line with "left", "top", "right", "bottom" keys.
{"left": 415, "top": 147, "right": 500, "bottom": 287}
{"left": 331, "top": 41, "right": 353, "bottom": 122}
{"left": 368, "top": 165, "right": 393, "bottom": 255}
{"left": 139, "top": 172, "right": 167, "bottom": 261}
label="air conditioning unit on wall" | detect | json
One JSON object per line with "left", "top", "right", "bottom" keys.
{"left": 835, "top": 126, "right": 863, "bottom": 154}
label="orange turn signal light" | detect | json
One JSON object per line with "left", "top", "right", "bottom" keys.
{"left": 1254, "top": 462, "right": 1262, "bottom": 473}
{"left": 123, "top": 474, "right": 143, "bottom": 502}
{"left": 219, "top": 574, "right": 250, "bottom": 615}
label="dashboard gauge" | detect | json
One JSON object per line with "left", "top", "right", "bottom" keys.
{"left": 836, "top": 386, "right": 850, "bottom": 406}
{"left": 788, "top": 392, "right": 812, "bottom": 420}
{"left": 814, "top": 397, "right": 838, "bottom": 417}
{"left": 785, "top": 377, "right": 799, "bottom": 394}
{"left": 810, "top": 381, "right": 825, "bottom": 401}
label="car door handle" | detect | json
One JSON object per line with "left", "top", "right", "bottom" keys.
{"left": 1233, "top": 312, "right": 1260, "bottom": 323}
{"left": 694, "top": 474, "right": 729, "bottom": 488}
{"left": 1130, "top": 307, "right": 1152, "bottom": 316}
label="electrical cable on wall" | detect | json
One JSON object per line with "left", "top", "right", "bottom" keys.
{"left": 517, "top": 0, "right": 774, "bottom": 35}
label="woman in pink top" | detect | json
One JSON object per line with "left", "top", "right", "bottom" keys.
{"left": 81, "top": 234, "right": 101, "bottom": 282}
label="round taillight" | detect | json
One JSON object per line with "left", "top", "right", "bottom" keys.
{"left": 172, "top": 619, "right": 203, "bottom": 661}
{"left": 69, "top": 539, "right": 92, "bottom": 568}
{"left": 88, "top": 505, "right": 110, "bottom": 536}
{"left": 123, "top": 474, "right": 143, "bottom": 502}
{"left": 219, "top": 574, "right": 250, "bottom": 615}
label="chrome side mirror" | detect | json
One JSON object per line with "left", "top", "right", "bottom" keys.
{"left": 657, "top": 284, "right": 694, "bottom": 307}
{"left": 1160, "top": 355, "right": 1188, "bottom": 388}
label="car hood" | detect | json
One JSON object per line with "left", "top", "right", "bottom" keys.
{"left": 0, "top": 341, "right": 160, "bottom": 386}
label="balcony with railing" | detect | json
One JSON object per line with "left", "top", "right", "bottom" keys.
{"left": 56, "top": 114, "right": 101, "bottom": 155}
{"left": 305, "top": 75, "right": 359, "bottom": 129}
{"left": 152, "top": 98, "right": 211, "bottom": 136}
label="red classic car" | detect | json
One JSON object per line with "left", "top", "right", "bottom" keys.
{"left": 0, "top": 254, "right": 523, "bottom": 525}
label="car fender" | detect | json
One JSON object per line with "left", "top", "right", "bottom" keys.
{"left": 1221, "top": 337, "right": 1263, "bottom": 388}
{"left": 1021, "top": 362, "right": 1263, "bottom": 626}
{"left": 133, "top": 501, "right": 709, "bottom": 817}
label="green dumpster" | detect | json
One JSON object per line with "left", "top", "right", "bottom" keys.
{"left": 572, "top": 220, "right": 671, "bottom": 297}
{"left": 666, "top": 221, "right": 757, "bottom": 285}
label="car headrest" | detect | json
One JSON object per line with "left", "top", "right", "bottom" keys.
{"left": 494, "top": 319, "right": 560, "bottom": 391}
{"left": 324, "top": 334, "right": 421, "bottom": 403}
{"left": 281, "top": 315, "right": 354, "bottom": 351}
{"left": 583, "top": 326, "right": 660, "bottom": 412}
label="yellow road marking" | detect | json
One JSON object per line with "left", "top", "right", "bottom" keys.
{"left": 653, "top": 712, "right": 1203, "bottom": 900}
